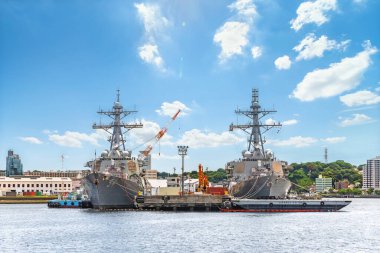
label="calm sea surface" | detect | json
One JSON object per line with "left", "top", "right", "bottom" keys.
{"left": 1, "top": 198, "right": 379, "bottom": 252}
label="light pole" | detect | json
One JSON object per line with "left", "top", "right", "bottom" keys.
{"left": 177, "top": 145, "right": 188, "bottom": 196}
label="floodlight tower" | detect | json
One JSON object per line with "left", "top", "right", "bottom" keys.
{"left": 177, "top": 146, "right": 188, "bottom": 195}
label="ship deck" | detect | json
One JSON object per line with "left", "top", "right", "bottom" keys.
{"left": 135, "top": 194, "right": 230, "bottom": 211}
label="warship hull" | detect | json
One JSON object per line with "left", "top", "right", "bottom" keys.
{"left": 83, "top": 173, "right": 139, "bottom": 209}
{"left": 231, "top": 174, "right": 292, "bottom": 199}
{"left": 221, "top": 199, "right": 352, "bottom": 212}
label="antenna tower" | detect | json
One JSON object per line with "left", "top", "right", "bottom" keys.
{"left": 229, "top": 89, "right": 281, "bottom": 159}
{"left": 92, "top": 90, "right": 143, "bottom": 151}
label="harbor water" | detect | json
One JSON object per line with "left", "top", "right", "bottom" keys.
{"left": 1, "top": 198, "right": 379, "bottom": 252}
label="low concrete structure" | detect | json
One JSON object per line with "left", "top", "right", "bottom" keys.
{"left": 158, "top": 187, "right": 180, "bottom": 196}
{"left": 167, "top": 176, "right": 180, "bottom": 187}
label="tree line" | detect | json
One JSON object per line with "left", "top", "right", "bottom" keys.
{"left": 288, "top": 160, "right": 362, "bottom": 192}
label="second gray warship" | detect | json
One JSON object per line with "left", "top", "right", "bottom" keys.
{"left": 226, "top": 89, "right": 292, "bottom": 199}
{"left": 83, "top": 91, "right": 147, "bottom": 209}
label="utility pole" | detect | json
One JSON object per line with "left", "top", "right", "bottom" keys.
{"left": 61, "top": 154, "right": 64, "bottom": 171}
{"left": 177, "top": 146, "right": 188, "bottom": 196}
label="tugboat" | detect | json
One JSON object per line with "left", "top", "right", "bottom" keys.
{"left": 82, "top": 90, "right": 147, "bottom": 209}
{"left": 222, "top": 88, "right": 351, "bottom": 212}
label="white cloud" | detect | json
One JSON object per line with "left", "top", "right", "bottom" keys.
{"left": 283, "top": 119, "right": 298, "bottom": 126}
{"left": 340, "top": 90, "right": 380, "bottom": 107}
{"left": 19, "top": 137, "right": 43, "bottom": 144}
{"left": 290, "top": 0, "right": 337, "bottom": 31}
{"left": 177, "top": 129, "right": 244, "bottom": 148}
{"left": 340, "top": 113, "right": 372, "bottom": 127}
{"left": 353, "top": 0, "right": 366, "bottom": 5}
{"left": 151, "top": 153, "right": 180, "bottom": 160}
{"left": 321, "top": 136, "right": 346, "bottom": 143}
{"left": 265, "top": 118, "right": 276, "bottom": 125}
{"left": 274, "top": 55, "right": 292, "bottom": 70}
{"left": 134, "top": 3, "right": 169, "bottom": 36}
{"left": 267, "top": 136, "right": 318, "bottom": 148}
{"left": 138, "top": 43, "right": 164, "bottom": 70}
{"left": 228, "top": 0, "right": 258, "bottom": 22}
{"left": 251, "top": 46, "right": 262, "bottom": 59}
{"left": 214, "top": 0, "right": 257, "bottom": 63}
{"left": 214, "top": 22, "right": 250, "bottom": 62}
{"left": 48, "top": 130, "right": 107, "bottom": 148}
{"left": 156, "top": 101, "right": 191, "bottom": 117}
{"left": 294, "top": 33, "right": 350, "bottom": 61}
{"left": 135, "top": 3, "right": 168, "bottom": 71}
{"left": 265, "top": 118, "right": 297, "bottom": 126}
{"left": 291, "top": 41, "right": 378, "bottom": 101}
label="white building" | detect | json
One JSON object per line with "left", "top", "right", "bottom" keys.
{"left": 146, "top": 179, "right": 167, "bottom": 195}
{"left": 363, "top": 156, "right": 380, "bottom": 189}
{"left": 0, "top": 177, "right": 73, "bottom": 196}
{"left": 183, "top": 179, "right": 199, "bottom": 193}
{"left": 315, "top": 175, "right": 333, "bottom": 193}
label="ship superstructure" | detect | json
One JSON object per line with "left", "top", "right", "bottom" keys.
{"left": 83, "top": 90, "right": 145, "bottom": 209}
{"left": 226, "top": 89, "right": 292, "bottom": 199}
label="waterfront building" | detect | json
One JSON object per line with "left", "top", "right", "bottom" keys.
{"left": 6, "top": 150, "right": 23, "bottom": 177}
{"left": 335, "top": 180, "right": 349, "bottom": 190}
{"left": 362, "top": 155, "right": 380, "bottom": 189}
{"left": 23, "top": 170, "right": 90, "bottom": 190}
{"left": 146, "top": 179, "right": 167, "bottom": 195}
{"left": 167, "top": 176, "right": 180, "bottom": 187}
{"left": 23, "top": 170, "right": 91, "bottom": 178}
{"left": 144, "top": 169, "right": 158, "bottom": 180}
{"left": 316, "top": 175, "right": 333, "bottom": 193}
{"left": 0, "top": 177, "right": 72, "bottom": 196}
{"left": 183, "top": 179, "right": 199, "bottom": 193}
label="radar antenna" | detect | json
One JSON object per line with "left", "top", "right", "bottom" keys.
{"left": 229, "top": 88, "right": 281, "bottom": 159}
{"left": 92, "top": 90, "right": 143, "bottom": 151}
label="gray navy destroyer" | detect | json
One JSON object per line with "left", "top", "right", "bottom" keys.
{"left": 223, "top": 89, "right": 351, "bottom": 212}
{"left": 83, "top": 91, "right": 147, "bottom": 209}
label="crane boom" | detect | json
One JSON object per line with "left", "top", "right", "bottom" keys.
{"left": 139, "top": 109, "right": 181, "bottom": 159}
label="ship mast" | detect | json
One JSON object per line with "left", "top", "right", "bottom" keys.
{"left": 229, "top": 89, "right": 281, "bottom": 159}
{"left": 92, "top": 90, "right": 143, "bottom": 151}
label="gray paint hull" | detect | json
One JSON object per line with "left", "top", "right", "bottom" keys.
{"left": 231, "top": 174, "right": 292, "bottom": 199}
{"left": 83, "top": 173, "right": 140, "bottom": 209}
{"left": 224, "top": 199, "right": 352, "bottom": 212}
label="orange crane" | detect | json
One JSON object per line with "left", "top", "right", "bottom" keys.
{"left": 197, "top": 164, "right": 209, "bottom": 193}
{"left": 139, "top": 109, "right": 181, "bottom": 158}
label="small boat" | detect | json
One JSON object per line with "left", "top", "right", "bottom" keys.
{"left": 47, "top": 199, "right": 93, "bottom": 208}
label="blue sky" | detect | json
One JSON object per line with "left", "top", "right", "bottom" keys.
{"left": 0, "top": 0, "right": 379, "bottom": 172}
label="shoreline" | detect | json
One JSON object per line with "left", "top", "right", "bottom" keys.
{"left": 0, "top": 196, "right": 57, "bottom": 204}
{"left": 0, "top": 200, "right": 48, "bottom": 204}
